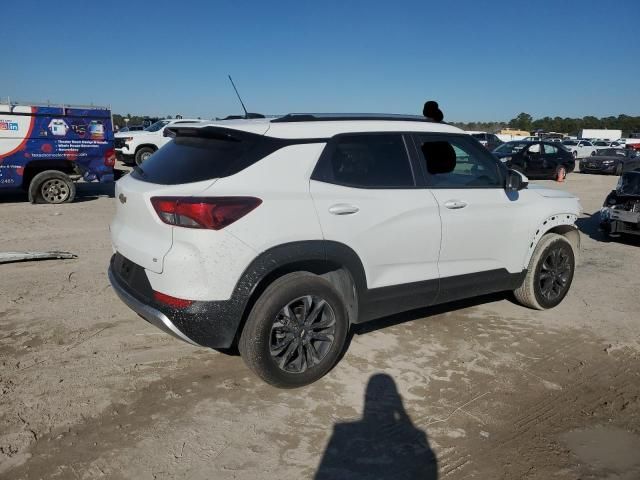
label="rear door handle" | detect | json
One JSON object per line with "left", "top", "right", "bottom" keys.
{"left": 328, "top": 204, "right": 360, "bottom": 215}
{"left": 443, "top": 200, "right": 468, "bottom": 210}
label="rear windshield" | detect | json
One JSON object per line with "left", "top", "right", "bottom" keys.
{"left": 131, "top": 135, "right": 261, "bottom": 185}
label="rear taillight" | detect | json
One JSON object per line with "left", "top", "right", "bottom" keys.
{"left": 150, "top": 196, "right": 262, "bottom": 230}
{"left": 105, "top": 148, "right": 116, "bottom": 167}
{"left": 153, "top": 290, "right": 193, "bottom": 309}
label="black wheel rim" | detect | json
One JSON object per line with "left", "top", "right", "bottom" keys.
{"left": 538, "top": 247, "right": 571, "bottom": 302}
{"left": 41, "top": 179, "right": 70, "bottom": 203}
{"left": 269, "top": 295, "right": 336, "bottom": 374}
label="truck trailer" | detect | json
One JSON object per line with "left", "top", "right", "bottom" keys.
{"left": 579, "top": 129, "right": 622, "bottom": 141}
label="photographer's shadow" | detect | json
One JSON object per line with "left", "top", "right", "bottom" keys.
{"left": 315, "top": 373, "right": 438, "bottom": 479}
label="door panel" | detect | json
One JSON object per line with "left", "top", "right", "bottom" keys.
{"left": 310, "top": 133, "right": 441, "bottom": 293}
{"left": 414, "top": 134, "right": 532, "bottom": 278}
{"left": 310, "top": 182, "right": 441, "bottom": 290}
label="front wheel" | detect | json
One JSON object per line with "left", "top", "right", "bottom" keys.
{"left": 239, "top": 272, "right": 349, "bottom": 388}
{"left": 514, "top": 233, "right": 575, "bottom": 310}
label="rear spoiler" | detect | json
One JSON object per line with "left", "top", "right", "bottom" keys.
{"left": 164, "top": 125, "right": 245, "bottom": 142}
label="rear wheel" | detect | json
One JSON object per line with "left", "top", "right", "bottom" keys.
{"left": 514, "top": 233, "right": 575, "bottom": 310}
{"left": 135, "top": 147, "right": 155, "bottom": 166}
{"left": 555, "top": 165, "right": 567, "bottom": 180}
{"left": 28, "top": 170, "right": 76, "bottom": 204}
{"left": 239, "top": 272, "right": 349, "bottom": 388}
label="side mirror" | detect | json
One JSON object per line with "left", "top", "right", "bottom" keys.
{"left": 505, "top": 169, "right": 528, "bottom": 192}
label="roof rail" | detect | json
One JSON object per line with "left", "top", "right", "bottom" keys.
{"left": 272, "top": 113, "right": 433, "bottom": 123}
{"left": 0, "top": 98, "right": 110, "bottom": 110}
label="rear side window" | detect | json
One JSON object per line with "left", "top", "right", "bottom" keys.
{"left": 543, "top": 144, "right": 558, "bottom": 154}
{"left": 131, "top": 134, "right": 262, "bottom": 185}
{"left": 313, "top": 134, "right": 415, "bottom": 188}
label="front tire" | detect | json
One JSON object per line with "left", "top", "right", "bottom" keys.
{"left": 514, "top": 233, "right": 575, "bottom": 310}
{"left": 28, "top": 170, "right": 76, "bottom": 204}
{"left": 239, "top": 272, "right": 349, "bottom": 388}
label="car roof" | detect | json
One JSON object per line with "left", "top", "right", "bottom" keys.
{"left": 179, "top": 115, "right": 465, "bottom": 139}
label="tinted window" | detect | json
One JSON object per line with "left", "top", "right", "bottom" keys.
{"left": 144, "top": 120, "right": 170, "bottom": 132}
{"left": 131, "top": 133, "right": 266, "bottom": 185}
{"left": 317, "top": 134, "right": 415, "bottom": 188}
{"left": 543, "top": 144, "right": 558, "bottom": 154}
{"left": 471, "top": 133, "right": 486, "bottom": 140}
{"left": 494, "top": 142, "right": 529, "bottom": 154}
{"left": 417, "top": 136, "right": 502, "bottom": 188}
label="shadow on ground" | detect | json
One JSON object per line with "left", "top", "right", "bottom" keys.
{"left": 0, "top": 180, "right": 115, "bottom": 204}
{"left": 315, "top": 373, "right": 438, "bottom": 479}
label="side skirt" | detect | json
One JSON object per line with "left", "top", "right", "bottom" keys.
{"left": 357, "top": 269, "right": 526, "bottom": 324}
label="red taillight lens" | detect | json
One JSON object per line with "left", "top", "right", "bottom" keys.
{"left": 105, "top": 148, "right": 116, "bottom": 167}
{"left": 150, "top": 196, "right": 262, "bottom": 230}
{"left": 153, "top": 290, "right": 193, "bottom": 309}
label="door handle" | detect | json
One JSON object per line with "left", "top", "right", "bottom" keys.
{"left": 328, "top": 204, "right": 360, "bottom": 215}
{"left": 443, "top": 200, "right": 468, "bottom": 209}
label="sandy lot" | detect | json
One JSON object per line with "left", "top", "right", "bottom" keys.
{"left": 1, "top": 172, "right": 639, "bottom": 479}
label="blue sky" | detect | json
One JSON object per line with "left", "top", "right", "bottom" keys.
{"left": 2, "top": 1, "right": 639, "bottom": 121}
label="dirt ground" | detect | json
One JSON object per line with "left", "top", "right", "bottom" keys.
{"left": 1, "top": 172, "right": 639, "bottom": 480}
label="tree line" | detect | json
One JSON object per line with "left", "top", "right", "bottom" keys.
{"left": 451, "top": 113, "right": 640, "bottom": 137}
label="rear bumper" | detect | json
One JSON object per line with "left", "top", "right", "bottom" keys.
{"left": 108, "top": 264, "right": 200, "bottom": 346}
{"left": 108, "top": 254, "right": 242, "bottom": 348}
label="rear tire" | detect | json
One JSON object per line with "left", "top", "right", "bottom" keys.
{"left": 514, "top": 233, "right": 575, "bottom": 310}
{"left": 555, "top": 165, "right": 567, "bottom": 180}
{"left": 238, "top": 272, "right": 349, "bottom": 388}
{"left": 28, "top": 170, "right": 76, "bottom": 204}
{"left": 135, "top": 147, "right": 155, "bottom": 166}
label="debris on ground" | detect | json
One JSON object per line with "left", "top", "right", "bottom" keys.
{"left": 0, "top": 251, "right": 78, "bottom": 264}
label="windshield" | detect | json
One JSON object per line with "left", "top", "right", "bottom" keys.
{"left": 562, "top": 140, "right": 578, "bottom": 146}
{"left": 494, "top": 142, "right": 529, "bottom": 154}
{"left": 471, "top": 133, "right": 486, "bottom": 140}
{"left": 144, "top": 120, "right": 170, "bottom": 132}
{"left": 594, "top": 141, "right": 608, "bottom": 146}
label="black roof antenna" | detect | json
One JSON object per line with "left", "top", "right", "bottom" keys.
{"left": 226, "top": 75, "right": 265, "bottom": 120}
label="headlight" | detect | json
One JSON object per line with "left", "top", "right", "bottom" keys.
{"left": 607, "top": 197, "right": 617, "bottom": 205}
{"left": 124, "top": 137, "right": 134, "bottom": 142}
{"left": 500, "top": 156, "right": 512, "bottom": 163}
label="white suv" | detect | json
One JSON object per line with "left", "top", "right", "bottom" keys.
{"left": 109, "top": 114, "right": 582, "bottom": 388}
{"left": 114, "top": 118, "right": 204, "bottom": 165}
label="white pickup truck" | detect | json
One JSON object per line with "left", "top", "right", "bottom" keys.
{"left": 114, "top": 118, "right": 204, "bottom": 165}
{"left": 560, "top": 139, "right": 598, "bottom": 159}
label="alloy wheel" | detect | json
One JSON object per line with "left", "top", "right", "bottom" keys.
{"left": 269, "top": 295, "right": 336, "bottom": 373}
{"left": 538, "top": 247, "right": 571, "bottom": 302}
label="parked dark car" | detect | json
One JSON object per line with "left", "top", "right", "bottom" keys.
{"left": 492, "top": 141, "right": 575, "bottom": 179}
{"left": 470, "top": 132, "right": 503, "bottom": 150}
{"left": 580, "top": 148, "right": 640, "bottom": 175}
{"left": 600, "top": 171, "right": 640, "bottom": 238}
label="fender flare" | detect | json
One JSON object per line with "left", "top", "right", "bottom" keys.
{"left": 524, "top": 213, "right": 579, "bottom": 266}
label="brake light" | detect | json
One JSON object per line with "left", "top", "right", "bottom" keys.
{"left": 150, "top": 196, "right": 262, "bottom": 230}
{"left": 104, "top": 148, "right": 116, "bottom": 167}
{"left": 153, "top": 290, "right": 193, "bottom": 309}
